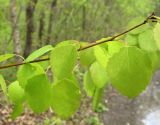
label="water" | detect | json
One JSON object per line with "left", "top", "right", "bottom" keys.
{"left": 143, "top": 108, "right": 160, "bottom": 125}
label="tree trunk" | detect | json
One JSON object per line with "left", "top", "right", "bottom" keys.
{"left": 38, "top": 11, "right": 45, "bottom": 47}
{"left": 10, "top": 0, "right": 21, "bottom": 55}
{"left": 23, "top": 0, "right": 38, "bottom": 58}
{"left": 81, "top": 5, "right": 86, "bottom": 41}
{"left": 46, "top": 0, "right": 57, "bottom": 45}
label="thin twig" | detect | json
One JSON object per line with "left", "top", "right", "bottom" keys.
{"left": 0, "top": 13, "right": 155, "bottom": 69}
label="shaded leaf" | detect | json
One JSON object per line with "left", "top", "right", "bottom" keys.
{"left": 90, "top": 62, "right": 108, "bottom": 88}
{"left": 83, "top": 71, "right": 96, "bottom": 97}
{"left": 92, "top": 88, "right": 103, "bottom": 112}
{"left": 0, "top": 74, "right": 7, "bottom": 95}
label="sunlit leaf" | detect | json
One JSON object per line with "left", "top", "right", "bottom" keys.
{"left": 25, "top": 45, "right": 53, "bottom": 62}
{"left": 17, "top": 63, "right": 44, "bottom": 88}
{"left": 138, "top": 28, "right": 159, "bottom": 51}
{"left": 50, "top": 44, "right": 78, "bottom": 79}
{"left": 25, "top": 74, "right": 52, "bottom": 113}
{"left": 125, "top": 34, "right": 138, "bottom": 46}
{"left": 154, "top": 23, "right": 160, "bottom": 49}
{"left": 51, "top": 79, "right": 81, "bottom": 119}
{"left": 90, "top": 62, "right": 108, "bottom": 88}
{"left": 11, "top": 104, "right": 23, "bottom": 119}
{"left": 107, "top": 46, "right": 153, "bottom": 98}
{"left": 83, "top": 71, "right": 96, "bottom": 97}
{"left": 128, "top": 17, "right": 150, "bottom": 35}
{"left": 79, "top": 42, "right": 96, "bottom": 67}
{"left": 8, "top": 81, "right": 25, "bottom": 104}
{"left": 94, "top": 45, "right": 108, "bottom": 68}
{"left": 0, "top": 54, "right": 15, "bottom": 63}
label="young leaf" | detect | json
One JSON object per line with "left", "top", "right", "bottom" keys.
{"left": 94, "top": 45, "right": 108, "bottom": 68}
{"left": 107, "top": 46, "right": 153, "bottom": 98}
{"left": 83, "top": 71, "right": 96, "bottom": 97}
{"left": 25, "top": 45, "right": 53, "bottom": 62}
{"left": 0, "top": 74, "right": 7, "bottom": 95}
{"left": 56, "top": 40, "right": 80, "bottom": 49}
{"left": 127, "top": 17, "right": 150, "bottom": 35}
{"left": 51, "top": 79, "right": 81, "bottom": 119}
{"left": 17, "top": 63, "right": 44, "bottom": 88}
{"left": 90, "top": 62, "right": 108, "bottom": 88}
{"left": 107, "top": 41, "right": 124, "bottom": 56}
{"left": 8, "top": 81, "right": 25, "bottom": 104}
{"left": 0, "top": 54, "right": 15, "bottom": 63}
{"left": 154, "top": 23, "right": 160, "bottom": 49}
{"left": 125, "top": 34, "right": 138, "bottom": 46}
{"left": 79, "top": 42, "right": 96, "bottom": 67}
{"left": 92, "top": 88, "right": 103, "bottom": 112}
{"left": 50, "top": 44, "right": 78, "bottom": 79}
{"left": 147, "top": 51, "right": 160, "bottom": 71}
{"left": 25, "top": 74, "right": 52, "bottom": 113}
{"left": 96, "top": 37, "right": 109, "bottom": 50}
{"left": 11, "top": 104, "right": 23, "bottom": 119}
{"left": 138, "top": 28, "right": 159, "bottom": 51}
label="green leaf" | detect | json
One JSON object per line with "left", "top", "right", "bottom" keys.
{"left": 107, "top": 46, "right": 153, "bottom": 98}
{"left": 11, "top": 104, "right": 23, "bottom": 119}
{"left": 90, "top": 62, "right": 108, "bottom": 88}
{"left": 25, "top": 74, "right": 52, "bottom": 113}
{"left": 128, "top": 17, "right": 150, "bottom": 35}
{"left": 147, "top": 51, "right": 160, "bottom": 70}
{"left": 8, "top": 81, "right": 25, "bottom": 104}
{"left": 56, "top": 40, "right": 80, "bottom": 49}
{"left": 83, "top": 71, "right": 96, "bottom": 97}
{"left": 0, "top": 54, "right": 15, "bottom": 63}
{"left": 0, "top": 74, "right": 7, "bottom": 95}
{"left": 25, "top": 45, "right": 53, "bottom": 62}
{"left": 107, "top": 41, "right": 124, "bottom": 56}
{"left": 96, "top": 37, "right": 109, "bottom": 50}
{"left": 154, "top": 23, "right": 160, "bottom": 49}
{"left": 17, "top": 63, "right": 44, "bottom": 88}
{"left": 79, "top": 42, "right": 96, "bottom": 67}
{"left": 138, "top": 28, "right": 159, "bottom": 51}
{"left": 92, "top": 88, "right": 103, "bottom": 112}
{"left": 51, "top": 79, "right": 81, "bottom": 119}
{"left": 50, "top": 44, "right": 78, "bottom": 79}
{"left": 94, "top": 45, "right": 108, "bottom": 68}
{"left": 125, "top": 34, "right": 138, "bottom": 46}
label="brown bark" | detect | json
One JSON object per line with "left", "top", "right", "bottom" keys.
{"left": 81, "top": 5, "right": 86, "bottom": 41}
{"left": 10, "top": 0, "right": 21, "bottom": 55}
{"left": 38, "top": 11, "right": 45, "bottom": 47}
{"left": 46, "top": 0, "right": 57, "bottom": 45}
{"left": 23, "top": 0, "right": 38, "bottom": 58}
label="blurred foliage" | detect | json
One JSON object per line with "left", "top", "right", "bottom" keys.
{"left": 0, "top": 0, "right": 159, "bottom": 80}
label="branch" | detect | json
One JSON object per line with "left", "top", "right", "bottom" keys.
{"left": 0, "top": 13, "right": 155, "bottom": 69}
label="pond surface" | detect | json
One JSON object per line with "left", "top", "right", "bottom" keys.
{"left": 143, "top": 108, "right": 160, "bottom": 125}
{"left": 102, "top": 70, "right": 160, "bottom": 125}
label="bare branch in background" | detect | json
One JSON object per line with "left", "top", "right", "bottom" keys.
{"left": 10, "top": 0, "right": 21, "bottom": 55}
{"left": 23, "top": 0, "right": 38, "bottom": 58}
